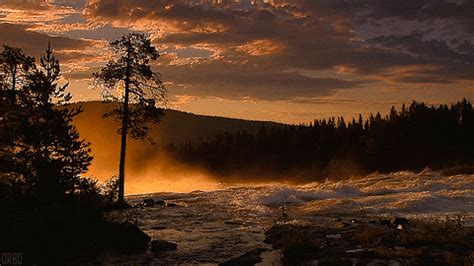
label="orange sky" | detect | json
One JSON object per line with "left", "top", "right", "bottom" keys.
{"left": 1, "top": 0, "right": 473, "bottom": 124}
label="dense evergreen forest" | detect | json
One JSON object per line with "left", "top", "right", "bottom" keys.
{"left": 171, "top": 99, "right": 474, "bottom": 181}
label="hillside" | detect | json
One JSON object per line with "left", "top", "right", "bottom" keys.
{"left": 71, "top": 101, "right": 282, "bottom": 185}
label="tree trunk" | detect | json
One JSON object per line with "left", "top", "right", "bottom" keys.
{"left": 118, "top": 86, "right": 129, "bottom": 205}
{"left": 118, "top": 39, "right": 132, "bottom": 205}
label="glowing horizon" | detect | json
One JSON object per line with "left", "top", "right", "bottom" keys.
{"left": 0, "top": 0, "right": 473, "bottom": 124}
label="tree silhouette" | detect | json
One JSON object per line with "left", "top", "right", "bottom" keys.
{"left": 7, "top": 43, "right": 93, "bottom": 202}
{"left": 93, "top": 33, "right": 166, "bottom": 205}
{"left": 172, "top": 99, "right": 474, "bottom": 180}
{"left": 1, "top": 45, "right": 37, "bottom": 196}
{"left": 2, "top": 45, "right": 159, "bottom": 263}
{"left": 0, "top": 45, "right": 34, "bottom": 93}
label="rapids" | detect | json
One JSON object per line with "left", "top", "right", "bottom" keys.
{"left": 105, "top": 169, "right": 474, "bottom": 264}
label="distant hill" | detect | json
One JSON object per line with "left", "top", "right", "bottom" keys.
{"left": 71, "top": 101, "right": 283, "bottom": 181}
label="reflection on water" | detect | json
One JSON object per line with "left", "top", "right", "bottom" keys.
{"left": 105, "top": 170, "right": 473, "bottom": 264}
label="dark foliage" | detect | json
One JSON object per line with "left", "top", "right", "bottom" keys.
{"left": 1, "top": 43, "right": 93, "bottom": 205}
{"left": 0, "top": 44, "right": 34, "bottom": 92}
{"left": 0, "top": 44, "right": 140, "bottom": 264}
{"left": 93, "top": 33, "right": 167, "bottom": 204}
{"left": 171, "top": 99, "right": 474, "bottom": 181}
{"left": 94, "top": 33, "right": 166, "bottom": 140}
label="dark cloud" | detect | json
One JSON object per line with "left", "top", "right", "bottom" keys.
{"left": 88, "top": 3, "right": 470, "bottom": 58}
{"left": 160, "top": 60, "right": 359, "bottom": 101}
{"left": 359, "top": 0, "right": 473, "bottom": 20}
{"left": 51, "top": 0, "right": 87, "bottom": 9}
{"left": 0, "top": 0, "right": 49, "bottom": 10}
{"left": 73, "top": 0, "right": 474, "bottom": 100}
{"left": 62, "top": 67, "right": 101, "bottom": 80}
{"left": 65, "top": 23, "right": 135, "bottom": 42}
{"left": 0, "top": 0, "right": 87, "bottom": 10}
{"left": 0, "top": 23, "right": 93, "bottom": 61}
{"left": 368, "top": 31, "right": 474, "bottom": 63}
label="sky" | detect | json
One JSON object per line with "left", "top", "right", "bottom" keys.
{"left": 0, "top": 0, "right": 473, "bottom": 124}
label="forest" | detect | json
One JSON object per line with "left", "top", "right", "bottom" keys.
{"left": 0, "top": 36, "right": 163, "bottom": 263}
{"left": 170, "top": 99, "right": 474, "bottom": 181}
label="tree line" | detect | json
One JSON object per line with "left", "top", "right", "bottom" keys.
{"left": 170, "top": 100, "right": 474, "bottom": 181}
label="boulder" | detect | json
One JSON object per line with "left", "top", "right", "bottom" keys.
{"left": 120, "top": 222, "right": 151, "bottom": 251}
{"left": 155, "top": 200, "right": 166, "bottom": 206}
{"left": 101, "top": 222, "right": 151, "bottom": 252}
{"left": 151, "top": 240, "right": 178, "bottom": 253}
{"left": 166, "top": 203, "right": 178, "bottom": 207}
{"left": 143, "top": 199, "right": 155, "bottom": 207}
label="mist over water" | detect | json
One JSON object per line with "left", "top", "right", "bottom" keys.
{"left": 126, "top": 172, "right": 222, "bottom": 195}
{"left": 95, "top": 150, "right": 474, "bottom": 220}
{"left": 87, "top": 151, "right": 221, "bottom": 195}
{"left": 72, "top": 101, "right": 276, "bottom": 194}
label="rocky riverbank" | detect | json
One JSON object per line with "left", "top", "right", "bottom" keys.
{"left": 264, "top": 216, "right": 474, "bottom": 265}
{"left": 89, "top": 171, "right": 474, "bottom": 265}
{"left": 106, "top": 199, "right": 474, "bottom": 265}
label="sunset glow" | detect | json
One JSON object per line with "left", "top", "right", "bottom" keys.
{"left": 1, "top": 0, "right": 472, "bottom": 123}
{"left": 2, "top": 2, "right": 474, "bottom": 264}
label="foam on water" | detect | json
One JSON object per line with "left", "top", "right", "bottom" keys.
{"left": 256, "top": 169, "right": 473, "bottom": 220}
{"left": 117, "top": 170, "right": 473, "bottom": 264}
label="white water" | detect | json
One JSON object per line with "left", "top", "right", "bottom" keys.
{"left": 106, "top": 169, "right": 473, "bottom": 264}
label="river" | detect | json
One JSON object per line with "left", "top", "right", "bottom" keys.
{"left": 103, "top": 169, "right": 474, "bottom": 264}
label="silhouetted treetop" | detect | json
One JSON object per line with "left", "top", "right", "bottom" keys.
{"left": 171, "top": 99, "right": 474, "bottom": 180}
{"left": 0, "top": 45, "right": 34, "bottom": 91}
{"left": 94, "top": 33, "right": 165, "bottom": 107}
{"left": 93, "top": 33, "right": 167, "bottom": 205}
{"left": 0, "top": 44, "right": 92, "bottom": 203}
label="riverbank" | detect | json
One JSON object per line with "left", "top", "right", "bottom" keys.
{"left": 264, "top": 216, "right": 474, "bottom": 265}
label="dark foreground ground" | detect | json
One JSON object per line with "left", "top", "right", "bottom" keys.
{"left": 262, "top": 216, "right": 474, "bottom": 265}
{"left": 3, "top": 199, "right": 473, "bottom": 265}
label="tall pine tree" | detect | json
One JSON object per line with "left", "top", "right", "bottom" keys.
{"left": 93, "top": 33, "right": 166, "bottom": 205}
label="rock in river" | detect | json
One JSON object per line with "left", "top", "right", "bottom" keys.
{"left": 143, "top": 199, "right": 155, "bottom": 207}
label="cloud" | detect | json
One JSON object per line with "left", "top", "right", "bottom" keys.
{"left": 359, "top": 0, "right": 473, "bottom": 21}
{"left": 0, "top": 0, "right": 78, "bottom": 24}
{"left": 4, "top": 0, "right": 473, "bottom": 103}
{"left": 0, "top": 23, "right": 92, "bottom": 58}
{"left": 0, "top": 22, "right": 110, "bottom": 85}
{"left": 160, "top": 61, "right": 359, "bottom": 101}
{"left": 368, "top": 30, "right": 474, "bottom": 63}
{"left": 84, "top": 0, "right": 473, "bottom": 73}
{"left": 0, "top": 0, "right": 50, "bottom": 10}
